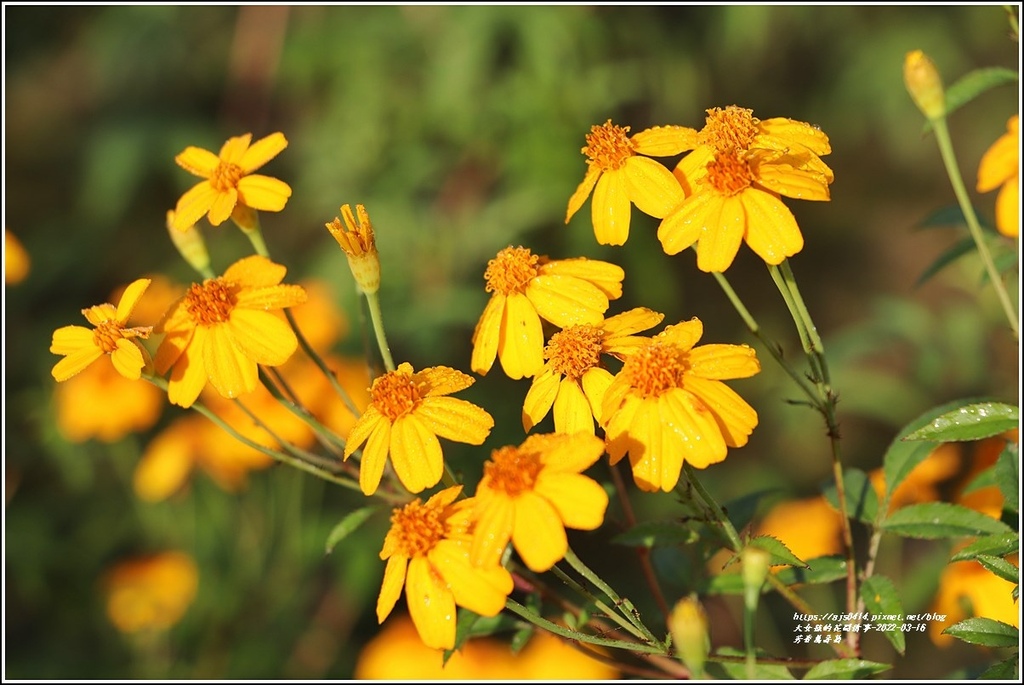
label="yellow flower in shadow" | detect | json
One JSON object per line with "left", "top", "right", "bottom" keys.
{"left": 103, "top": 551, "right": 199, "bottom": 634}
{"left": 5, "top": 229, "right": 30, "bottom": 284}
{"left": 977, "top": 115, "right": 1019, "bottom": 238}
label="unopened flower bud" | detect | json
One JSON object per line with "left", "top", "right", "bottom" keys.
{"left": 166, "top": 210, "right": 210, "bottom": 276}
{"left": 326, "top": 204, "right": 380, "bottom": 295}
{"left": 668, "top": 595, "right": 710, "bottom": 677}
{"left": 741, "top": 546, "right": 771, "bottom": 612}
{"left": 904, "top": 50, "right": 946, "bottom": 120}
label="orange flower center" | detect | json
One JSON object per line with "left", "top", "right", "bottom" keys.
{"left": 582, "top": 120, "right": 635, "bottom": 171}
{"left": 210, "top": 161, "right": 244, "bottom": 192}
{"left": 185, "top": 278, "right": 238, "bottom": 326}
{"left": 92, "top": 321, "right": 126, "bottom": 354}
{"left": 484, "top": 446, "right": 544, "bottom": 497}
{"left": 371, "top": 370, "right": 422, "bottom": 421}
{"left": 621, "top": 341, "right": 688, "bottom": 399}
{"left": 484, "top": 246, "right": 540, "bottom": 295}
{"left": 389, "top": 499, "right": 446, "bottom": 557}
{"left": 545, "top": 325, "right": 604, "bottom": 379}
{"left": 704, "top": 150, "right": 753, "bottom": 196}
{"left": 699, "top": 106, "right": 759, "bottom": 153}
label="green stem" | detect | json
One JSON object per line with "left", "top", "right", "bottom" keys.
{"left": 1005, "top": 5, "right": 1019, "bottom": 39}
{"left": 231, "top": 398, "right": 343, "bottom": 474}
{"left": 744, "top": 603, "right": 756, "bottom": 679}
{"left": 549, "top": 564, "right": 650, "bottom": 642}
{"left": 778, "top": 260, "right": 830, "bottom": 387}
{"left": 283, "top": 308, "right": 362, "bottom": 418}
{"left": 503, "top": 598, "right": 668, "bottom": 655}
{"left": 259, "top": 367, "right": 349, "bottom": 456}
{"left": 240, "top": 223, "right": 271, "bottom": 259}
{"left": 682, "top": 464, "right": 744, "bottom": 553}
{"left": 365, "top": 291, "right": 396, "bottom": 372}
{"left": 931, "top": 116, "right": 1019, "bottom": 339}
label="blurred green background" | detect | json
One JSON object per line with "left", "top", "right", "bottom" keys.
{"left": 4, "top": 4, "right": 1019, "bottom": 679}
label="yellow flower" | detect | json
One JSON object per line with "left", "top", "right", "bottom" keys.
{"left": 103, "top": 551, "right": 199, "bottom": 634}
{"left": 154, "top": 255, "right": 307, "bottom": 408}
{"left": 602, "top": 318, "right": 760, "bottom": 492}
{"left": 755, "top": 496, "right": 845, "bottom": 562}
{"left": 344, "top": 362, "right": 494, "bottom": 495}
{"left": 565, "top": 120, "right": 698, "bottom": 246}
{"left": 471, "top": 433, "right": 608, "bottom": 572}
{"left": 377, "top": 486, "right": 514, "bottom": 650}
{"left": 928, "top": 557, "right": 1019, "bottom": 647}
{"left": 5, "top": 229, "right": 30, "bottom": 284}
{"left": 50, "top": 278, "right": 154, "bottom": 382}
{"left": 326, "top": 203, "right": 381, "bottom": 294}
{"left": 471, "top": 246, "right": 624, "bottom": 380}
{"left": 55, "top": 358, "right": 163, "bottom": 443}
{"left": 522, "top": 307, "right": 664, "bottom": 435}
{"left": 170, "top": 132, "right": 292, "bottom": 232}
{"left": 977, "top": 114, "right": 1019, "bottom": 238}
{"left": 869, "top": 442, "right": 961, "bottom": 513}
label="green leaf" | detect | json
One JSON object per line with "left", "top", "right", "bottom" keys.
{"left": 960, "top": 465, "right": 998, "bottom": 496}
{"left": 980, "top": 249, "right": 1021, "bottom": 285}
{"left": 903, "top": 402, "right": 1019, "bottom": 442}
{"left": 710, "top": 647, "right": 795, "bottom": 680}
{"left": 922, "top": 67, "right": 1019, "bottom": 132}
{"left": 445, "top": 608, "right": 482, "bottom": 664}
{"left": 859, "top": 576, "right": 906, "bottom": 654}
{"left": 978, "top": 656, "right": 1019, "bottom": 680}
{"left": 704, "top": 556, "right": 846, "bottom": 595}
{"left": 951, "top": 532, "right": 1019, "bottom": 562}
{"left": 802, "top": 658, "right": 891, "bottom": 680}
{"left": 611, "top": 520, "right": 699, "bottom": 548}
{"left": 324, "top": 506, "right": 379, "bottom": 554}
{"left": 880, "top": 502, "right": 1012, "bottom": 539}
{"left": 914, "top": 236, "right": 977, "bottom": 287}
{"left": 748, "top": 534, "right": 808, "bottom": 569}
{"left": 976, "top": 554, "right": 1020, "bottom": 583}
{"left": 943, "top": 617, "right": 1019, "bottom": 648}
{"left": 822, "top": 468, "right": 878, "bottom": 524}
{"left": 994, "top": 442, "right": 1019, "bottom": 514}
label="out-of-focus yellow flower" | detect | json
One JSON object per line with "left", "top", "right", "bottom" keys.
{"left": 326, "top": 204, "right": 381, "bottom": 295}
{"left": 471, "top": 246, "right": 624, "bottom": 380}
{"left": 55, "top": 358, "right": 163, "bottom": 443}
{"left": 523, "top": 308, "right": 664, "bottom": 435}
{"left": 154, "top": 255, "right": 307, "bottom": 408}
{"left": 344, "top": 363, "right": 494, "bottom": 495}
{"left": 170, "top": 132, "right": 292, "bottom": 232}
{"left": 977, "top": 115, "right": 1019, "bottom": 238}
{"left": 377, "top": 486, "right": 514, "bottom": 650}
{"left": 103, "top": 551, "right": 199, "bottom": 634}
{"left": 755, "top": 496, "right": 845, "bottom": 563}
{"left": 669, "top": 595, "right": 710, "bottom": 676}
{"left": 516, "top": 629, "right": 619, "bottom": 680}
{"left": 929, "top": 557, "right": 1019, "bottom": 647}
{"left": 288, "top": 280, "right": 349, "bottom": 353}
{"left": 869, "top": 442, "right": 961, "bottom": 513}
{"left": 5, "top": 229, "right": 30, "bottom": 284}
{"left": 903, "top": 50, "right": 946, "bottom": 121}
{"left": 50, "top": 279, "right": 153, "bottom": 382}
{"left": 602, "top": 318, "right": 760, "bottom": 492}
{"left": 471, "top": 433, "right": 609, "bottom": 572}
{"left": 566, "top": 120, "right": 698, "bottom": 246}
{"left": 952, "top": 430, "right": 1017, "bottom": 519}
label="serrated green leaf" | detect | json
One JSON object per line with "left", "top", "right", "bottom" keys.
{"left": 704, "top": 556, "right": 846, "bottom": 594}
{"left": 943, "top": 617, "right": 1019, "bottom": 647}
{"left": 324, "top": 506, "right": 379, "bottom": 555}
{"left": 822, "top": 468, "right": 878, "bottom": 524}
{"left": 859, "top": 576, "right": 906, "bottom": 654}
{"left": 994, "top": 443, "right": 1019, "bottom": 514}
{"left": 748, "top": 534, "right": 808, "bottom": 569}
{"left": 803, "top": 658, "right": 891, "bottom": 680}
{"left": 951, "top": 532, "right": 1019, "bottom": 562}
{"left": 611, "top": 521, "right": 698, "bottom": 548}
{"left": 922, "top": 67, "right": 1019, "bottom": 133}
{"left": 915, "top": 236, "right": 977, "bottom": 287}
{"left": 711, "top": 647, "right": 795, "bottom": 680}
{"left": 881, "top": 502, "right": 1012, "bottom": 539}
{"left": 978, "top": 656, "right": 1018, "bottom": 680}
{"left": 976, "top": 554, "right": 1020, "bottom": 583}
{"left": 903, "top": 402, "right": 1019, "bottom": 442}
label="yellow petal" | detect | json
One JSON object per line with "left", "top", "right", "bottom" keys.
{"left": 592, "top": 169, "right": 631, "bottom": 246}
{"left": 389, "top": 414, "right": 443, "bottom": 494}
{"left": 686, "top": 344, "right": 760, "bottom": 380}
{"left": 580, "top": 367, "right": 615, "bottom": 424}
{"left": 756, "top": 118, "right": 832, "bottom": 156}
{"left": 511, "top": 492, "right": 568, "bottom": 572}
{"left": 631, "top": 125, "right": 699, "bottom": 156}
{"left": 431, "top": 540, "right": 513, "bottom": 617}
{"left": 82, "top": 303, "right": 117, "bottom": 327}
{"left": 526, "top": 275, "right": 608, "bottom": 328}
{"left": 673, "top": 145, "right": 715, "bottom": 195}
{"left": 237, "top": 175, "right": 292, "bottom": 212}
{"left": 344, "top": 406, "right": 383, "bottom": 458}
{"left": 526, "top": 432, "right": 604, "bottom": 473}
{"left": 153, "top": 304, "right": 194, "bottom": 375}
{"left": 470, "top": 491, "right": 515, "bottom": 567}
{"left": 522, "top": 368, "right": 560, "bottom": 431}
{"left": 415, "top": 397, "right": 494, "bottom": 445}
{"left": 206, "top": 187, "right": 238, "bottom": 226}
{"left": 359, "top": 418, "right": 392, "bottom": 495}
{"left": 235, "top": 283, "right": 308, "bottom": 310}
{"left": 741, "top": 189, "right": 804, "bottom": 266}
{"left": 977, "top": 126, "right": 1019, "bottom": 191}
{"left": 218, "top": 133, "right": 253, "bottom": 164}
{"left": 227, "top": 309, "right": 298, "bottom": 365}
{"left": 376, "top": 555, "right": 407, "bottom": 623}
{"left": 173, "top": 181, "right": 219, "bottom": 231}
{"left": 133, "top": 427, "right": 194, "bottom": 502}
{"left": 657, "top": 191, "right": 713, "bottom": 256}
{"left": 566, "top": 165, "right": 601, "bottom": 224}
{"left": 50, "top": 325, "right": 95, "bottom": 355}
{"left": 755, "top": 163, "right": 831, "bottom": 201}
{"left": 624, "top": 397, "right": 666, "bottom": 492}
{"left": 405, "top": 557, "right": 457, "bottom": 650}
{"left": 203, "top": 324, "right": 258, "bottom": 398}
{"left": 51, "top": 346, "right": 103, "bottom": 382}
{"left": 238, "top": 132, "right": 288, "bottom": 173}
{"left": 682, "top": 376, "right": 758, "bottom": 448}
{"left": 658, "top": 318, "right": 703, "bottom": 351}
{"left": 604, "top": 392, "right": 640, "bottom": 465}
{"left": 109, "top": 339, "right": 146, "bottom": 380}
{"left": 624, "top": 156, "right": 686, "bottom": 218}
{"left": 995, "top": 175, "right": 1019, "bottom": 238}
{"left": 224, "top": 255, "right": 287, "bottom": 287}
{"left": 414, "top": 366, "right": 475, "bottom": 397}
{"left": 115, "top": 278, "right": 152, "bottom": 324}
{"left": 166, "top": 338, "right": 208, "bottom": 408}
{"left": 174, "top": 146, "right": 219, "bottom": 177}
{"left": 660, "top": 389, "right": 728, "bottom": 470}
{"left": 425, "top": 484, "right": 463, "bottom": 510}
{"left": 470, "top": 293, "right": 505, "bottom": 376}
{"left": 535, "top": 472, "right": 609, "bottom": 530}
{"left": 497, "top": 293, "right": 544, "bottom": 380}
{"left": 695, "top": 195, "right": 744, "bottom": 273}
{"left": 539, "top": 257, "right": 624, "bottom": 300}
{"left": 553, "top": 378, "right": 595, "bottom": 435}
{"left": 602, "top": 307, "right": 664, "bottom": 341}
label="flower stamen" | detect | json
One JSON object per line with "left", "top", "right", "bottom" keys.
{"left": 389, "top": 500, "right": 446, "bottom": 557}
{"left": 622, "top": 342, "right": 689, "bottom": 399}
{"left": 184, "top": 279, "right": 238, "bottom": 326}
{"left": 210, "top": 161, "right": 244, "bottom": 192}
{"left": 484, "top": 446, "right": 544, "bottom": 497}
{"left": 582, "top": 120, "right": 635, "bottom": 171}
{"left": 699, "top": 106, "right": 759, "bottom": 152}
{"left": 484, "top": 246, "right": 540, "bottom": 295}
{"left": 370, "top": 370, "right": 422, "bottom": 421}
{"left": 545, "top": 325, "right": 604, "bottom": 379}
{"left": 704, "top": 150, "right": 754, "bottom": 196}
